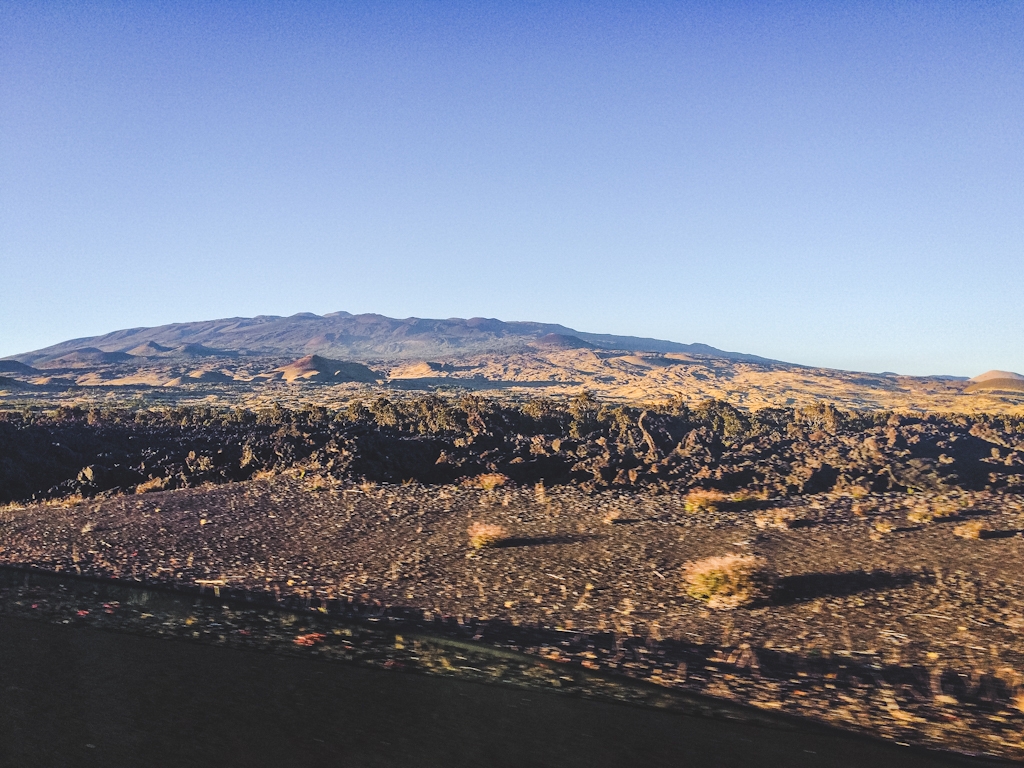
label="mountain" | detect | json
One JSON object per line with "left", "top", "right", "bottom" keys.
{"left": 6, "top": 312, "right": 778, "bottom": 366}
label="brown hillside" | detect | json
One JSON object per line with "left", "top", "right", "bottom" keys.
{"left": 966, "top": 378, "right": 1024, "bottom": 394}
{"left": 265, "top": 355, "right": 379, "bottom": 384}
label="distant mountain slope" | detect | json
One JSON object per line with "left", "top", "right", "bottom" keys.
{"left": 7, "top": 312, "right": 779, "bottom": 366}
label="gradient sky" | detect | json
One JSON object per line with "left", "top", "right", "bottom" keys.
{"left": 2, "top": 1, "right": 1021, "bottom": 375}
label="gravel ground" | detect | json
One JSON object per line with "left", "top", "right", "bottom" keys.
{"left": 2, "top": 477, "right": 1024, "bottom": 760}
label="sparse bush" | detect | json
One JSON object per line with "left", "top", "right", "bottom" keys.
{"left": 346, "top": 400, "right": 370, "bottom": 422}
{"left": 685, "top": 489, "right": 728, "bottom": 514}
{"left": 691, "top": 399, "right": 749, "bottom": 439}
{"left": 568, "top": 390, "right": 599, "bottom": 438}
{"left": 534, "top": 481, "right": 548, "bottom": 504}
{"left": 601, "top": 508, "right": 622, "bottom": 524}
{"left": 907, "top": 508, "right": 936, "bottom": 525}
{"left": 755, "top": 509, "right": 799, "bottom": 530}
{"left": 467, "top": 522, "right": 507, "bottom": 549}
{"left": 873, "top": 519, "right": 894, "bottom": 535}
{"left": 954, "top": 520, "right": 985, "bottom": 539}
{"left": 730, "top": 490, "right": 761, "bottom": 503}
{"left": 682, "top": 554, "right": 772, "bottom": 609}
{"left": 475, "top": 473, "right": 508, "bottom": 491}
{"left": 369, "top": 397, "right": 401, "bottom": 428}
{"left": 794, "top": 402, "right": 845, "bottom": 433}
{"left": 135, "top": 476, "right": 168, "bottom": 494}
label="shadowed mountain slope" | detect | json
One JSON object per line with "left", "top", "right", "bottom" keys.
{"left": 7, "top": 312, "right": 777, "bottom": 366}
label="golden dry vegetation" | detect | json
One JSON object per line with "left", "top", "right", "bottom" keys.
{"left": 4, "top": 347, "right": 1023, "bottom": 416}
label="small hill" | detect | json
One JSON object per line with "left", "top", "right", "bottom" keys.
{"left": 126, "top": 342, "right": 174, "bottom": 356}
{"left": 127, "top": 342, "right": 230, "bottom": 358}
{"left": 971, "top": 370, "right": 1024, "bottom": 383}
{"left": 965, "top": 370, "right": 1024, "bottom": 394}
{"left": 0, "top": 376, "right": 28, "bottom": 389}
{"left": 163, "top": 369, "right": 238, "bottom": 387}
{"left": 188, "top": 369, "right": 235, "bottom": 382}
{"left": 172, "top": 343, "right": 234, "bottom": 358}
{"left": 264, "top": 355, "right": 379, "bottom": 384}
{"left": 0, "top": 360, "right": 38, "bottom": 375}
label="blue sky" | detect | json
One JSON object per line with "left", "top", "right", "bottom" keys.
{"left": 2, "top": 1, "right": 1021, "bottom": 375}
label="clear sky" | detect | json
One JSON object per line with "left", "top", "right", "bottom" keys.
{"left": 2, "top": 1, "right": 1021, "bottom": 376}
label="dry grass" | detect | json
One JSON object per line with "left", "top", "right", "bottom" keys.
{"left": 907, "top": 499, "right": 962, "bottom": 525}
{"left": 534, "top": 481, "right": 548, "bottom": 504}
{"left": 1014, "top": 692, "right": 1024, "bottom": 715}
{"left": 682, "top": 554, "right": 772, "bottom": 609}
{"left": 907, "top": 508, "right": 936, "bottom": 525}
{"left": 754, "top": 509, "right": 799, "bottom": 530}
{"left": 475, "top": 473, "right": 508, "bottom": 491}
{"left": 684, "top": 489, "right": 728, "bottom": 514}
{"left": 954, "top": 520, "right": 986, "bottom": 539}
{"left": 135, "top": 476, "right": 167, "bottom": 494}
{"left": 601, "top": 508, "right": 622, "bottom": 525}
{"left": 305, "top": 475, "right": 332, "bottom": 492}
{"left": 729, "top": 490, "right": 763, "bottom": 503}
{"left": 467, "top": 522, "right": 508, "bottom": 549}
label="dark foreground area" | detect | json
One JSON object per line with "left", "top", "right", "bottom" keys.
{"left": 0, "top": 616, "right": 990, "bottom": 768}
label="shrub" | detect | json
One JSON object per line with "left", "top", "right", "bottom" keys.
{"left": 954, "top": 520, "right": 985, "bottom": 539}
{"left": 906, "top": 508, "right": 935, "bottom": 525}
{"left": 601, "top": 508, "right": 622, "bottom": 524}
{"left": 534, "top": 481, "right": 548, "bottom": 504}
{"left": 685, "top": 489, "right": 728, "bottom": 514}
{"left": 467, "top": 522, "right": 507, "bottom": 549}
{"left": 873, "top": 519, "right": 894, "bottom": 535}
{"left": 691, "top": 399, "right": 749, "bottom": 438}
{"left": 135, "top": 476, "right": 168, "bottom": 494}
{"left": 755, "top": 509, "right": 799, "bottom": 530}
{"left": 682, "top": 554, "right": 772, "bottom": 609}
{"left": 475, "top": 473, "right": 508, "bottom": 491}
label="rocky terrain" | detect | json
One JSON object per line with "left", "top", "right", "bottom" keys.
{"left": 2, "top": 397, "right": 1023, "bottom": 505}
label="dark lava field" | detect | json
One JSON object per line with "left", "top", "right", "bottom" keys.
{"left": 2, "top": 395, "right": 1023, "bottom": 504}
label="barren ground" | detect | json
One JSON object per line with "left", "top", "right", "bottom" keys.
{"left": 3, "top": 478, "right": 1024, "bottom": 760}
